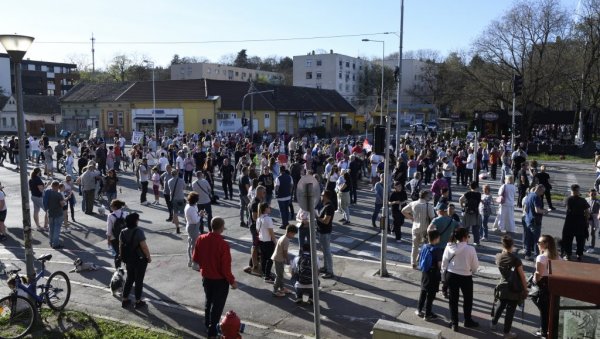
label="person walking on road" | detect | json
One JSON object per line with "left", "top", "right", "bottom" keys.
{"left": 107, "top": 199, "right": 128, "bottom": 268}
{"left": 442, "top": 227, "right": 480, "bottom": 332}
{"left": 220, "top": 158, "right": 234, "bottom": 200}
{"left": 459, "top": 182, "right": 482, "bottom": 245}
{"left": 138, "top": 158, "right": 150, "bottom": 206}
{"left": 120, "top": 213, "right": 151, "bottom": 310}
{"left": 317, "top": 190, "right": 335, "bottom": 279}
{"left": 44, "top": 181, "right": 66, "bottom": 249}
{"left": 238, "top": 166, "right": 251, "bottom": 228}
{"left": 76, "top": 161, "right": 100, "bottom": 215}
{"left": 29, "top": 167, "right": 48, "bottom": 230}
{"left": 561, "top": 184, "right": 590, "bottom": 261}
{"left": 275, "top": 166, "right": 293, "bottom": 229}
{"left": 371, "top": 174, "right": 385, "bottom": 228}
{"left": 168, "top": 169, "right": 186, "bottom": 234}
{"left": 495, "top": 175, "right": 516, "bottom": 233}
{"left": 161, "top": 164, "right": 174, "bottom": 222}
{"left": 193, "top": 171, "right": 213, "bottom": 230}
{"left": 586, "top": 188, "right": 600, "bottom": 253}
{"left": 257, "top": 202, "right": 276, "bottom": 282}
{"left": 192, "top": 217, "right": 238, "bottom": 338}
{"left": 522, "top": 185, "right": 548, "bottom": 260}
{"left": 402, "top": 190, "right": 436, "bottom": 270}
{"left": 534, "top": 165, "right": 555, "bottom": 210}
{"left": 185, "top": 192, "right": 202, "bottom": 270}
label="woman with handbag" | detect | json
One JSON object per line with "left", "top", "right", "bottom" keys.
{"left": 534, "top": 234, "right": 559, "bottom": 338}
{"left": 442, "top": 227, "right": 479, "bottom": 332}
{"left": 491, "top": 235, "right": 528, "bottom": 338}
{"left": 495, "top": 175, "right": 516, "bottom": 233}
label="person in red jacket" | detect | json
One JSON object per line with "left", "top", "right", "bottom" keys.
{"left": 192, "top": 217, "right": 238, "bottom": 338}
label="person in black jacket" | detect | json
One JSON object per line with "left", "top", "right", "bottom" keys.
{"left": 348, "top": 155, "right": 362, "bottom": 204}
{"left": 389, "top": 181, "right": 408, "bottom": 241}
{"left": 120, "top": 213, "right": 152, "bottom": 309}
{"left": 220, "top": 158, "right": 234, "bottom": 200}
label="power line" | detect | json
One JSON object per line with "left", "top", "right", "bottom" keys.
{"left": 34, "top": 32, "right": 393, "bottom": 45}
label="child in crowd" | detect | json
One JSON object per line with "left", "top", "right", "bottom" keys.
{"left": 271, "top": 224, "right": 298, "bottom": 297}
{"left": 291, "top": 243, "right": 320, "bottom": 305}
{"left": 151, "top": 167, "right": 161, "bottom": 205}
{"left": 416, "top": 230, "right": 443, "bottom": 320}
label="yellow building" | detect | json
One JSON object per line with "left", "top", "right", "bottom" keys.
{"left": 116, "top": 79, "right": 219, "bottom": 136}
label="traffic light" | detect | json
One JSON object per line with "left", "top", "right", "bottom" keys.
{"left": 513, "top": 75, "right": 523, "bottom": 97}
{"left": 242, "top": 118, "right": 248, "bottom": 127}
{"left": 363, "top": 121, "right": 367, "bottom": 129}
{"left": 374, "top": 125, "right": 386, "bottom": 155}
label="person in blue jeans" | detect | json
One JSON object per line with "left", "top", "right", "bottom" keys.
{"left": 317, "top": 190, "right": 335, "bottom": 279}
{"left": 371, "top": 174, "right": 384, "bottom": 228}
{"left": 479, "top": 184, "right": 493, "bottom": 241}
{"left": 523, "top": 185, "right": 547, "bottom": 260}
{"left": 44, "top": 181, "right": 66, "bottom": 249}
{"left": 275, "top": 167, "right": 293, "bottom": 229}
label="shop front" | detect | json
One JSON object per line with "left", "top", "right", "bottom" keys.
{"left": 132, "top": 108, "right": 183, "bottom": 137}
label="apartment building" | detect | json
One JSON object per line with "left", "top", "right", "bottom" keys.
{"left": 0, "top": 53, "right": 79, "bottom": 97}
{"left": 171, "top": 62, "right": 284, "bottom": 84}
{"left": 292, "top": 51, "right": 367, "bottom": 102}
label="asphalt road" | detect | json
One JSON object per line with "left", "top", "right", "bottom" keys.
{"left": 0, "top": 151, "right": 597, "bottom": 338}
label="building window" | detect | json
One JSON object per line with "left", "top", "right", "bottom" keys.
{"left": 346, "top": 62, "right": 350, "bottom": 68}
{"left": 316, "top": 72, "right": 322, "bottom": 79}
{"left": 306, "top": 59, "right": 313, "bottom": 67}
{"left": 242, "top": 72, "right": 246, "bottom": 79}
{"left": 10, "top": 117, "right": 15, "bottom": 127}
{"left": 352, "top": 63, "right": 355, "bottom": 70}
{"left": 1, "top": 118, "right": 5, "bottom": 127}
{"left": 47, "top": 89, "right": 54, "bottom": 96}
{"left": 352, "top": 74, "right": 355, "bottom": 81}
{"left": 48, "top": 66, "right": 54, "bottom": 73}
{"left": 117, "top": 112, "right": 124, "bottom": 126}
{"left": 35, "top": 64, "right": 41, "bottom": 71}
{"left": 265, "top": 113, "right": 270, "bottom": 119}
{"left": 316, "top": 59, "right": 322, "bottom": 66}
{"left": 316, "top": 84, "right": 322, "bottom": 89}
{"left": 339, "top": 60, "right": 342, "bottom": 67}
{"left": 345, "top": 84, "right": 349, "bottom": 92}
{"left": 235, "top": 71, "right": 239, "bottom": 77}
{"left": 306, "top": 72, "right": 312, "bottom": 79}
{"left": 338, "top": 84, "right": 342, "bottom": 91}
{"left": 108, "top": 111, "right": 114, "bottom": 126}
{"left": 231, "top": 113, "right": 237, "bottom": 119}
{"left": 338, "top": 72, "right": 342, "bottom": 79}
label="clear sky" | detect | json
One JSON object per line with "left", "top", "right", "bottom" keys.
{"left": 0, "top": 0, "right": 580, "bottom": 69}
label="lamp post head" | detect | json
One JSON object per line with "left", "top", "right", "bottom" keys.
{"left": 362, "top": 39, "right": 370, "bottom": 42}
{"left": 0, "top": 34, "right": 34, "bottom": 62}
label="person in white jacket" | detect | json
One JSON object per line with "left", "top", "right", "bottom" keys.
{"left": 441, "top": 227, "right": 480, "bottom": 332}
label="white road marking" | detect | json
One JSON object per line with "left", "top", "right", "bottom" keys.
{"left": 331, "top": 289, "right": 386, "bottom": 302}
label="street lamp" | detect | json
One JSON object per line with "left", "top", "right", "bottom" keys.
{"left": 362, "top": 39, "right": 385, "bottom": 125}
{"left": 362, "top": 37, "right": 389, "bottom": 277}
{"left": 385, "top": 0, "right": 404, "bottom": 155}
{"left": 142, "top": 60, "right": 157, "bottom": 144}
{"left": 0, "top": 34, "right": 36, "bottom": 282}
{"left": 242, "top": 85, "right": 274, "bottom": 142}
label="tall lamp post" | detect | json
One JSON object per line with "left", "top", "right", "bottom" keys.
{"left": 362, "top": 38, "right": 389, "bottom": 277}
{"left": 0, "top": 34, "right": 36, "bottom": 282}
{"left": 143, "top": 60, "right": 157, "bottom": 142}
{"left": 242, "top": 88, "right": 274, "bottom": 142}
{"left": 385, "top": 0, "right": 404, "bottom": 155}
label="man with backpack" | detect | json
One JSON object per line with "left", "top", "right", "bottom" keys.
{"left": 416, "top": 230, "right": 443, "bottom": 320}
{"left": 107, "top": 199, "right": 128, "bottom": 268}
{"left": 460, "top": 182, "right": 482, "bottom": 245}
{"left": 402, "top": 190, "right": 436, "bottom": 270}
{"left": 291, "top": 243, "right": 320, "bottom": 305}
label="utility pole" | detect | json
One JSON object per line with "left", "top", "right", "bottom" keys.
{"left": 90, "top": 33, "right": 96, "bottom": 76}
{"left": 395, "top": 0, "right": 404, "bottom": 156}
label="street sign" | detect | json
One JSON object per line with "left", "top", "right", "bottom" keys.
{"left": 296, "top": 175, "right": 320, "bottom": 211}
{"left": 90, "top": 128, "right": 98, "bottom": 139}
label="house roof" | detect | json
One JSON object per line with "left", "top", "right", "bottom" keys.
{"left": 23, "top": 95, "right": 61, "bottom": 114}
{"left": 116, "top": 79, "right": 207, "bottom": 102}
{"left": 113, "top": 78, "right": 355, "bottom": 112}
{"left": 61, "top": 82, "right": 134, "bottom": 103}
{"left": 204, "top": 79, "right": 355, "bottom": 113}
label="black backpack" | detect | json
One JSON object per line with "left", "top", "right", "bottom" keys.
{"left": 111, "top": 213, "right": 126, "bottom": 239}
{"left": 297, "top": 253, "right": 312, "bottom": 285}
{"left": 465, "top": 192, "right": 481, "bottom": 215}
{"left": 119, "top": 229, "right": 139, "bottom": 264}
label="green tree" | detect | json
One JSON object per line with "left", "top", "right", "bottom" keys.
{"left": 234, "top": 49, "right": 249, "bottom": 68}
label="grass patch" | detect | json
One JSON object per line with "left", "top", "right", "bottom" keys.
{"left": 529, "top": 154, "right": 590, "bottom": 162}
{"left": 550, "top": 193, "right": 566, "bottom": 202}
{"left": 29, "top": 309, "right": 182, "bottom": 339}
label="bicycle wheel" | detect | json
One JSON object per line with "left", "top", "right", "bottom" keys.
{"left": 0, "top": 295, "right": 36, "bottom": 339}
{"left": 45, "top": 271, "right": 71, "bottom": 311}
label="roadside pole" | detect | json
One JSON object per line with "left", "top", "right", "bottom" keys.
{"left": 297, "top": 175, "right": 322, "bottom": 339}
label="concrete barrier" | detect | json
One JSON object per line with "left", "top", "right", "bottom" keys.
{"left": 372, "top": 319, "right": 442, "bottom": 339}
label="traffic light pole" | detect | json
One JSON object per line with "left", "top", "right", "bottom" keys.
{"left": 511, "top": 93, "right": 516, "bottom": 149}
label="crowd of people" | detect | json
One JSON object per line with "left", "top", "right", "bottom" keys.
{"left": 9, "top": 127, "right": 600, "bottom": 338}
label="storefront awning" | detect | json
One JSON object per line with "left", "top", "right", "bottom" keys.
{"left": 134, "top": 116, "right": 178, "bottom": 124}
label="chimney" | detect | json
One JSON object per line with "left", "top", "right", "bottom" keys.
{"left": 330, "top": 50, "right": 333, "bottom": 54}
{"left": 312, "top": 50, "right": 315, "bottom": 55}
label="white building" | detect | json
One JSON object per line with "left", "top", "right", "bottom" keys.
{"left": 171, "top": 62, "right": 284, "bottom": 84}
{"left": 293, "top": 51, "right": 367, "bottom": 102}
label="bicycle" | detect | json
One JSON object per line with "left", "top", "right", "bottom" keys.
{"left": 0, "top": 254, "right": 71, "bottom": 339}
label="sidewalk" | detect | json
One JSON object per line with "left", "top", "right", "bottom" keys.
{"left": 0, "top": 243, "right": 540, "bottom": 339}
